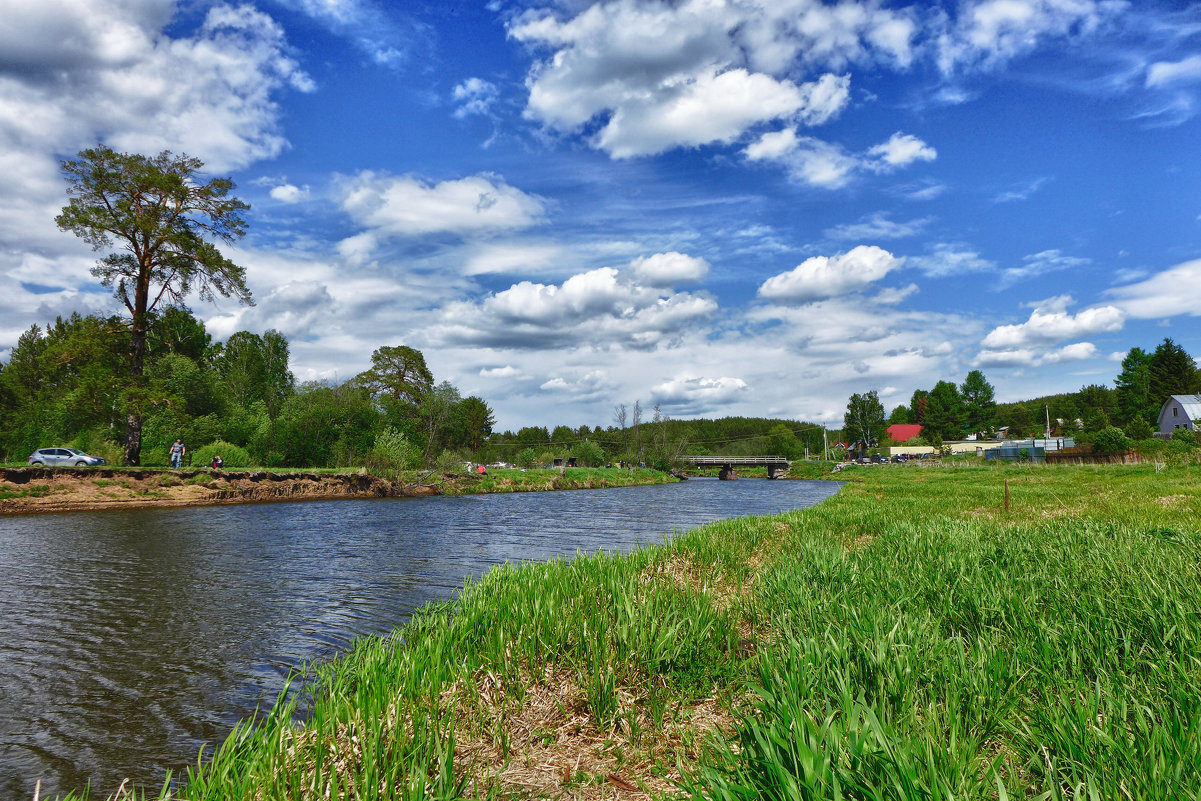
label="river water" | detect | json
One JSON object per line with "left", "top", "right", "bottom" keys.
{"left": 0, "top": 478, "right": 841, "bottom": 800}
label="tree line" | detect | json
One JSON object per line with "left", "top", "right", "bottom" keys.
{"left": 843, "top": 338, "right": 1200, "bottom": 453}
{"left": 0, "top": 311, "right": 499, "bottom": 469}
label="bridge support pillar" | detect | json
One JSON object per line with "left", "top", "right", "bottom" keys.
{"left": 718, "top": 466, "right": 738, "bottom": 481}
{"left": 767, "top": 465, "right": 784, "bottom": 479}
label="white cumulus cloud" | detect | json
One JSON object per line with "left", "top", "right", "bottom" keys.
{"left": 629, "top": 252, "right": 710, "bottom": 287}
{"left": 510, "top": 0, "right": 913, "bottom": 158}
{"left": 981, "top": 301, "right": 1125, "bottom": 349}
{"left": 758, "top": 245, "right": 903, "bottom": 304}
{"left": 745, "top": 130, "right": 936, "bottom": 189}
{"left": 339, "top": 172, "right": 546, "bottom": 238}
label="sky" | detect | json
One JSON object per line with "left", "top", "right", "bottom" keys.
{"left": 2, "top": 0, "right": 1200, "bottom": 431}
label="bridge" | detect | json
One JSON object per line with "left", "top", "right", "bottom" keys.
{"left": 681, "top": 455, "right": 790, "bottom": 480}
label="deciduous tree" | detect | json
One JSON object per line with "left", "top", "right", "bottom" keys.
{"left": 844, "top": 391, "right": 886, "bottom": 451}
{"left": 56, "top": 146, "right": 252, "bottom": 464}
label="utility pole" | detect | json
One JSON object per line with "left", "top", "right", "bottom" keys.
{"left": 823, "top": 426, "right": 829, "bottom": 461}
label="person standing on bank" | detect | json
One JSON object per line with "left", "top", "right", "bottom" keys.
{"left": 169, "top": 438, "right": 186, "bottom": 469}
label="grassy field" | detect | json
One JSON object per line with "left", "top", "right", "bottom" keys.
{"left": 64, "top": 461, "right": 1201, "bottom": 800}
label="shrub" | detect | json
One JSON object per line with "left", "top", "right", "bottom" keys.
{"left": 1124, "top": 417, "right": 1154, "bottom": 440}
{"left": 514, "top": 448, "right": 538, "bottom": 469}
{"left": 1170, "top": 428, "right": 1199, "bottom": 447}
{"left": 1092, "top": 426, "right": 1132, "bottom": 455}
{"left": 365, "top": 427, "right": 418, "bottom": 473}
{"left": 192, "top": 441, "right": 252, "bottom": 469}
{"left": 572, "top": 439, "right": 606, "bottom": 467}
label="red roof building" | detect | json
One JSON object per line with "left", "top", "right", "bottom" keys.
{"left": 886, "top": 423, "right": 923, "bottom": 442}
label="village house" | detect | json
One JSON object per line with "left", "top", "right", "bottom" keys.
{"left": 1158, "top": 394, "right": 1201, "bottom": 437}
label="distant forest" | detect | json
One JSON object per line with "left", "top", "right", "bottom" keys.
{"left": 1, "top": 309, "right": 1198, "bottom": 467}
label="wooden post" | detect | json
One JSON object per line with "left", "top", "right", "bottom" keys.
{"left": 1004, "top": 479, "right": 1010, "bottom": 513}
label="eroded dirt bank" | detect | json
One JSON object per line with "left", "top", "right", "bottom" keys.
{"left": 0, "top": 467, "right": 434, "bottom": 515}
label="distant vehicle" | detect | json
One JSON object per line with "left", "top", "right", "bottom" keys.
{"left": 857, "top": 456, "right": 871, "bottom": 464}
{"left": 891, "top": 454, "right": 908, "bottom": 463}
{"left": 870, "top": 454, "right": 888, "bottom": 464}
{"left": 27, "top": 448, "right": 106, "bottom": 467}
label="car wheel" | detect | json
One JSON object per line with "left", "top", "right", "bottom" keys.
{"left": 31, "top": 461, "right": 44, "bottom": 466}
{"left": 76, "top": 461, "right": 88, "bottom": 467}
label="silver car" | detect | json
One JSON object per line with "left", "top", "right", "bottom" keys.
{"left": 27, "top": 448, "right": 107, "bottom": 467}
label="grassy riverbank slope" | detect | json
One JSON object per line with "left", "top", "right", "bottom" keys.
{"left": 68, "top": 462, "right": 1201, "bottom": 800}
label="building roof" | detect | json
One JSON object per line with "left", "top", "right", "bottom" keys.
{"left": 886, "top": 423, "right": 923, "bottom": 442}
{"left": 1164, "top": 394, "right": 1201, "bottom": 422}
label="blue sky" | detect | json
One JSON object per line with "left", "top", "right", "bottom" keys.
{"left": 2, "top": 0, "right": 1200, "bottom": 429}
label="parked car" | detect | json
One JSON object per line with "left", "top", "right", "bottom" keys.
{"left": 27, "top": 448, "right": 107, "bottom": 467}
{"left": 891, "top": 454, "right": 908, "bottom": 463}
{"left": 870, "top": 454, "right": 888, "bottom": 464}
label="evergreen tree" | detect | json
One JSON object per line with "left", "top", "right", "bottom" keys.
{"left": 1115, "top": 347, "right": 1155, "bottom": 425}
{"left": 1149, "top": 338, "right": 1199, "bottom": 404}
{"left": 959, "top": 370, "right": 997, "bottom": 438}
{"left": 57, "top": 146, "right": 252, "bottom": 464}
{"left": 924, "top": 380, "right": 966, "bottom": 441}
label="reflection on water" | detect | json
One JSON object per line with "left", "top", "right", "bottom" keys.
{"left": 0, "top": 478, "right": 841, "bottom": 800}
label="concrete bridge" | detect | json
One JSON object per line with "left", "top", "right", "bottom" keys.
{"left": 681, "top": 455, "right": 791, "bottom": 480}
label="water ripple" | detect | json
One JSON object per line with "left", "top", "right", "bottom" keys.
{"left": 0, "top": 478, "right": 840, "bottom": 800}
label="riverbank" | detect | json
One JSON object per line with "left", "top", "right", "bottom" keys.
{"left": 58, "top": 461, "right": 1201, "bottom": 800}
{"left": 0, "top": 466, "right": 677, "bottom": 515}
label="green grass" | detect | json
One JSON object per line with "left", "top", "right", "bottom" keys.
{"left": 441, "top": 466, "right": 677, "bottom": 495}
{"left": 56, "top": 462, "right": 1201, "bottom": 800}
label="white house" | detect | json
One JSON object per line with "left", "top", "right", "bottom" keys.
{"left": 1158, "top": 394, "right": 1201, "bottom": 437}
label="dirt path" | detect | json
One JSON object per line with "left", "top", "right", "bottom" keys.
{"left": 0, "top": 467, "right": 433, "bottom": 515}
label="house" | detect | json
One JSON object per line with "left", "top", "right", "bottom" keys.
{"left": 1158, "top": 394, "right": 1201, "bottom": 437}
{"left": 886, "top": 423, "right": 922, "bottom": 443}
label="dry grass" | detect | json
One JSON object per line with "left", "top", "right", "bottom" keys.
{"left": 448, "top": 666, "right": 732, "bottom": 800}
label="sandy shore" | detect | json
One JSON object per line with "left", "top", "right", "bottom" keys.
{"left": 0, "top": 466, "right": 433, "bottom": 515}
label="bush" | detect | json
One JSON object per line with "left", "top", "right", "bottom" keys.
{"left": 365, "top": 427, "right": 418, "bottom": 473}
{"left": 572, "top": 439, "right": 606, "bottom": 467}
{"left": 1170, "top": 428, "right": 1199, "bottom": 447}
{"left": 1124, "top": 417, "right": 1154, "bottom": 440}
{"left": 192, "top": 441, "right": 252, "bottom": 469}
{"left": 70, "top": 433, "right": 122, "bottom": 465}
{"left": 1092, "top": 426, "right": 1132, "bottom": 455}
{"left": 514, "top": 448, "right": 538, "bottom": 469}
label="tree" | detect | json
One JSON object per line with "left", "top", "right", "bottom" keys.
{"left": 1115, "top": 347, "right": 1154, "bottom": 426}
{"left": 844, "top": 391, "right": 886, "bottom": 451}
{"left": 572, "top": 439, "right": 606, "bottom": 467}
{"left": 959, "top": 370, "right": 997, "bottom": 438}
{"left": 924, "top": 380, "right": 966, "bottom": 441}
{"left": 56, "top": 146, "right": 252, "bottom": 465}
{"left": 910, "top": 389, "right": 929, "bottom": 426}
{"left": 356, "top": 345, "right": 434, "bottom": 411}
{"left": 1149, "top": 338, "right": 1199, "bottom": 404}
{"left": 887, "top": 405, "right": 912, "bottom": 425}
{"left": 456, "top": 396, "right": 495, "bottom": 452}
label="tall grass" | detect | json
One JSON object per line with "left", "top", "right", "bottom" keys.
{"left": 58, "top": 462, "right": 1201, "bottom": 800}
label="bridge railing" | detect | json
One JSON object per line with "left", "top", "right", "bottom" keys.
{"left": 683, "top": 455, "right": 790, "bottom": 465}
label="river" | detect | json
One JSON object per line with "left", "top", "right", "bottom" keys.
{"left": 0, "top": 478, "right": 841, "bottom": 800}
